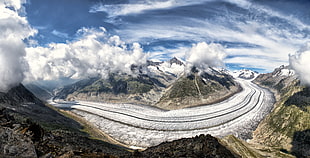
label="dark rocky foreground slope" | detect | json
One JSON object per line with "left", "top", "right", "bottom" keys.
{"left": 131, "top": 134, "right": 240, "bottom": 158}
{"left": 0, "top": 84, "right": 240, "bottom": 157}
{"left": 0, "top": 84, "right": 129, "bottom": 157}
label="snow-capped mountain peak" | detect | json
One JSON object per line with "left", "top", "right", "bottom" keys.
{"left": 148, "top": 57, "right": 185, "bottom": 79}
{"left": 169, "top": 57, "right": 185, "bottom": 66}
{"left": 272, "top": 65, "right": 295, "bottom": 77}
{"left": 231, "top": 69, "right": 259, "bottom": 80}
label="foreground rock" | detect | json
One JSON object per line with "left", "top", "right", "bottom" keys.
{"left": 0, "top": 85, "right": 129, "bottom": 157}
{"left": 131, "top": 134, "right": 240, "bottom": 158}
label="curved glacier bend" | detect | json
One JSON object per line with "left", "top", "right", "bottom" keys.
{"left": 51, "top": 79, "right": 274, "bottom": 148}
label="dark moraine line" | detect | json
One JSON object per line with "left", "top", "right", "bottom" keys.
{"left": 72, "top": 91, "right": 263, "bottom": 131}
{"left": 73, "top": 89, "right": 257, "bottom": 123}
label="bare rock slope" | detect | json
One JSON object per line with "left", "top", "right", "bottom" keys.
{"left": 0, "top": 84, "right": 242, "bottom": 158}
{"left": 252, "top": 66, "right": 310, "bottom": 158}
{"left": 54, "top": 58, "right": 240, "bottom": 110}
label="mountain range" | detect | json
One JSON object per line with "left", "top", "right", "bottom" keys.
{"left": 49, "top": 57, "right": 241, "bottom": 110}
{"left": 251, "top": 65, "right": 310, "bottom": 158}
{"left": 0, "top": 84, "right": 239, "bottom": 157}
{"left": 1, "top": 60, "right": 309, "bottom": 157}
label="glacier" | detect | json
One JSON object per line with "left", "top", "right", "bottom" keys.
{"left": 50, "top": 78, "right": 274, "bottom": 148}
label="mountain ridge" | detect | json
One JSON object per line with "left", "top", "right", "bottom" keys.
{"left": 0, "top": 84, "right": 130, "bottom": 157}
{"left": 0, "top": 84, "right": 240, "bottom": 157}
{"left": 2, "top": 64, "right": 308, "bottom": 157}
{"left": 251, "top": 65, "right": 310, "bottom": 158}
{"left": 50, "top": 58, "right": 241, "bottom": 110}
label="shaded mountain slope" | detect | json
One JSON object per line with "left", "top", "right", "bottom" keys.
{"left": 221, "top": 135, "right": 294, "bottom": 158}
{"left": 0, "top": 85, "right": 130, "bottom": 157}
{"left": 57, "top": 74, "right": 166, "bottom": 105}
{"left": 54, "top": 59, "right": 240, "bottom": 110}
{"left": 24, "top": 83, "right": 53, "bottom": 101}
{"left": 54, "top": 58, "right": 185, "bottom": 106}
{"left": 0, "top": 84, "right": 82, "bottom": 131}
{"left": 157, "top": 68, "right": 240, "bottom": 109}
{"left": 55, "top": 77, "right": 100, "bottom": 100}
{"left": 251, "top": 66, "right": 310, "bottom": 158}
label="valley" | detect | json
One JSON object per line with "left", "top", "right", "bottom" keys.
{"left": 50, "top": 78, "right": 275, "bottom": 148}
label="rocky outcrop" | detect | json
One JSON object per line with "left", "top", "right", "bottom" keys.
{"left": 0, "top": 107, "right": 130, "bottom": 157}
{"left": 131, "top": 134, "right": 240, "bottom": 158}
{"left": 24, "top": 83, "right": 53, "bottom": 101}
{"left": 169, "top": 57, "right": 184, "bottom": 66}
{"left": 58, "top": 74, "right": 166, "bottom": 105}
{"left": 157, "top": 69, "right": 240, "bottom": 110}
{"left": 252, "top": 66, "right": 310, "bottom": 158}
{"left": 51, "top": 58, "right": 240, "bottom": 110}
{"left": 0, "top": 85, "right": 129, "bottom": 157}
{"left": 0, "top": 109, "right": 37, "bottom": 157}
{"left": 221, "top": 135, "right": 294, "bottom": 158}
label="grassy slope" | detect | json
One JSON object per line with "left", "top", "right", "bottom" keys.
{"left": 157, "top": 73, "right": 240, "bottom": 109}
{"left": 252, "top": 76, "right": 310, "bottom": 157}
{"left": 221, "top": 135, "right": 294, "bottom": 158}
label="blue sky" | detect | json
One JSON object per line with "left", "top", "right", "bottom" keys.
{"left": 24, "top": 0, "right": 310, "bottom": 72}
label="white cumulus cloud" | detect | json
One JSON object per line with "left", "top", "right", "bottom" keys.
{"left": 0, "top": 0, "right": 36, "bottom": 92}
{"left": 289, "top": 42, "right": 310, "bottom": 85}
{"left": 186, "top": 42, "right": 226, "bottom": 73}
{"left": 25, "top": 27, "right": 148, "bottom": 81}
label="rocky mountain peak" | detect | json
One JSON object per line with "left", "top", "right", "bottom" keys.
{"left": 0, "top": 84, "right": 39, "bottom": 106}
{"left": 169, "top": 57, "right": 185, "bottom": 66}
{"left": 147, "top": 60, "right": 163, "bottom": 67}
{"left": 231, "top": 69, "right": 259, "bottom": 80}
{"left": 272, "top": 65, "right": 295, "bottom": 77}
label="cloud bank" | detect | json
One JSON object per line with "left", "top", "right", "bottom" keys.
{"left": 289, "top": 42, "right": 310, "bottom": 85}
{"left": 25, "top": 27, "right": 147, "bottom": 81}
{"left": 0, "top": 0, "right": 36, "bottom": 92}
{"left": 95, "top": 0, "right": 309, "bottom": 72}
{"left": 186, "top": 42, "right": 226, "bottom": 73}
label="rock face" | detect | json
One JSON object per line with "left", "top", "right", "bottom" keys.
{"left": 221, "top": 135, "right": 295, "bottom": 158}
{"left": 0, "top": 84, "right": 82, "bottom": 131}
{"left": 0, "top": 111, "right": 37, "bottom": 157}
{"left": 64, "top": 74, "right": 166, "bottom": 105}
{"left": 24, "top": 83, "right": 53, "bottom": 101}
{"left": 157, "top": 68, "right": 240, "bottom": 109}
{"left": 0, "top": 85, "right": 129, "bottom": 157}
{"left": 231, "top": 69, "right": 259, "bottom": 80}
{"left": 252, "top": 66, "right": 310, "bottom": 158}
{"left": 52, "top": 58, "right": 240, "bottom": 110}
{"left": 132, "top": 134, "right": 240, "bottom": 158}
{"left": 53, "top": 58, "right": 184, "bottom": 106}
